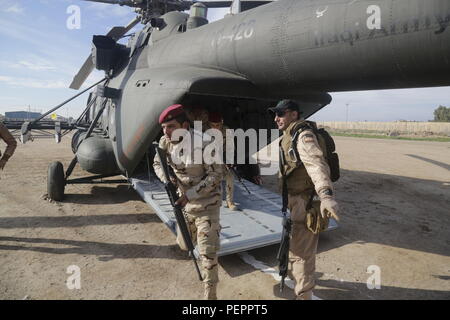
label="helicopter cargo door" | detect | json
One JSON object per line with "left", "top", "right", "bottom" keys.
{"left": 129, "top": 173, "right": 338, "bottom": 256}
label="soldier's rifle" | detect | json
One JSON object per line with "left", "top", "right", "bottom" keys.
{"left": 277, "top": 148, "right": 291, "bottom": 292}
{"left": 153, "top": 143, "right": 203, "bottom": 281}
{"left": 227, "top": 165, "right": 251, "bottom": 195}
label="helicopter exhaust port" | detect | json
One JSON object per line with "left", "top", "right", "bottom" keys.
{"left": 187, "top": 2, "right": 208, "bottom": 30}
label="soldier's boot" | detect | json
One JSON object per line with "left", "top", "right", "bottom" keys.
{"left": 295, "top": 290, "right": 313, "bottom": 300}
{"left": 204, "top": 283, "right": 218, "bottom": 300}
{"left": 226, "top": 200, "right": 238, "bottom": 211}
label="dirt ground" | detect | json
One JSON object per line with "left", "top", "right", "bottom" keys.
{"left": 0, "top": 135, "right": 449, "bottom": 300}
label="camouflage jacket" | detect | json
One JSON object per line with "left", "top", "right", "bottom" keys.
{"left": 153, "top": 129, "right": 223, "bottom": 214}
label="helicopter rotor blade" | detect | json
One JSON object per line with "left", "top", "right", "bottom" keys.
{"left": 80, "top": 0, "right": 142, "bottom": 7}
{"left": 69, "top": 56, "right": 95, "bottom": 90}
{"left": 188, "top": 0, "right": 272, "bottom": 9}
{"left": 194, "top": 1, "right": 232, "bottom": 8}
{"left": 106, "top": 16, "right": 141, "bottom": 41}
{"left": 69, "top": 17, "right": 140, "bottom": 90}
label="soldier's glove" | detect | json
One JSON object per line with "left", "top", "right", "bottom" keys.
{"left": 320, "top": 198, "right": 340, "bottom": 222}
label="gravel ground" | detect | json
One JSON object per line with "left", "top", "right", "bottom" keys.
{"left": 0, "top": 136, "right": 449, "bottom": 300}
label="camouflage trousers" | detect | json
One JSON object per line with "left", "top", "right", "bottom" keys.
{"left": 287, "top": 191, "right": 319, "bottom": 298}
{"left": 224, "top": 169, "right": 234, "bottom": 203}
{"left": 176, "top": 208, "right": 221, "bottom": 284}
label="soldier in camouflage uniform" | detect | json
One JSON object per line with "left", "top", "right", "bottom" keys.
{"left": 208, "top": 111, "right": 238, "bottom": 211}
{"left": 0, "top": 122, "right": 17, "bottom": 171}
{"left": 153, "top": 104, "right": 223, "bottom": 300}
{"left": 186, "top": 105, "right": 210, "bottom": 132}
{"left": 270, "top": 100, "right": 339, "bottom": 300}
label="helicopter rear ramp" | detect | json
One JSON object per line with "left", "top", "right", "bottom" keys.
{"left": 129, "top": 173, "right": 338, "bottom": 256}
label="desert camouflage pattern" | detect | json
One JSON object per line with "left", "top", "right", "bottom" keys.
{"left": 176, "top": 209, "right": 221, "bottom": 285}
{"left": 153, "top": 129, "right": 223, "bottom": 214}
{"left": 0, "top": 122, "right": 17, "bottom": 160}
{"left": 217, "top": 124, "right": 236, "bottom": 205}
{"left": 154, "top": 128, "right": 223, "bottom": 289}
{"left": 224, "top": 169, "right": 234, "bottom": 204}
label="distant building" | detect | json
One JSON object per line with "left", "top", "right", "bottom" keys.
{"left": 5, "top": 111, "right": 42, "bottom": 120}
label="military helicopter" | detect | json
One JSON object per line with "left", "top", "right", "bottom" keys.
{"left": 19, "top": 0, "right": 450, "bottom": 254}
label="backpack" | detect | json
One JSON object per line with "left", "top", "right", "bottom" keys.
{"left": 291, "top": 121, "right": 340, "bottom": 182}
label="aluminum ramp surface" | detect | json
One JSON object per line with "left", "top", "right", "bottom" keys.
{"left": 129, "top": 173, "right": 338, "bottom": 256}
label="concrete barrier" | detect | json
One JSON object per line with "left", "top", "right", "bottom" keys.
{"left": 317, "top": 121, "right": 450, "bottom": 135}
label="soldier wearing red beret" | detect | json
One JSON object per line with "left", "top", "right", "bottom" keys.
{"left": 153, "top": 104, "right": 223, "bottom": 300}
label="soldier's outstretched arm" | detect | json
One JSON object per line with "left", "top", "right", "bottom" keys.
{"left": 297, "top": 130, "right": 339, "bottom": 221}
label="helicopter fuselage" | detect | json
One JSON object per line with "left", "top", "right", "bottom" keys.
{"left": 83, "top": 0, "right": 450, "bottom": 174}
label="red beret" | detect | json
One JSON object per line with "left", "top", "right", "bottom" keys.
{"left": 208, "top": 111, "right": 223, "bottom": 123}
{"left": 159, "top": 104, "right": 185, "bottom": 124}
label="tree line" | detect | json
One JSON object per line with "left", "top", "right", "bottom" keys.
{"left": 433, "top": 105, "right": 450, "bottom": 122}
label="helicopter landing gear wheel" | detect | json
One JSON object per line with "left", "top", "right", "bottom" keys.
{"left": 47, "top": 161, "right": 65, "bottom": 201}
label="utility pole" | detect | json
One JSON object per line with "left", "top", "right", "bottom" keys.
{"left": 346, "top": 103, "right": 349, "bottom": 123}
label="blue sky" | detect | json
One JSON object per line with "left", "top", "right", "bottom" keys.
{"left": 0, "top": 0, "right": 448, "bottom": 121}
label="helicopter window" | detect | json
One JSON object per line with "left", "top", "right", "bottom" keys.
{"left": 178, "top": 24, "right": 187, "bottom": 33}
{"left": 190, "top": 5, "right": 207, "bottom": 19}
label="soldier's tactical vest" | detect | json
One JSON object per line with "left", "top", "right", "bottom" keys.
{"left": 279, "top": 121, "right": 314, "bottom": 195}
{"left": 279, "top": 120, "right": 340, "bottom": 195}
